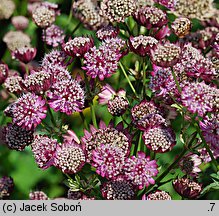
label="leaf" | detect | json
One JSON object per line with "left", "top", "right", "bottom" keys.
{"left": 201, "top": 181, "right": 219, "bottom": 196}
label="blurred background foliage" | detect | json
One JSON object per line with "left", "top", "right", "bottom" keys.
{"left": 0, "top": 0, "right": 219, "bottom": 199}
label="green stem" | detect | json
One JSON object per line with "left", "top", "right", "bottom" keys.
{"left": 80, "top": 112, "right": 89, "bottom": 130}
{"left": 90, "top": 103, "right": 98, "bottom": 128}
{"left": 48, "top": 107, "right": 57, "bottom": 128}
{"left": 71, "top": 21, "right": 82, "bottom": 35}
{"left": 119, "top": 62, "right": 138, "bottom": 98}
{"left": 171, "top": 69, "right": 182, "bottom": 93}
{"left": 25, "top": 64, "right": 29, "bottom": 75}
{"left": 65, "top": 0, "right": 74, "bottom": 32}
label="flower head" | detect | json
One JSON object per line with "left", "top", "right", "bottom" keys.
{"left": 4, "top": 75, "right": 23, "bottom": 94}
{"left": 29, "top": 191, "right": 49, "bottom": 200}
{"left": 143, "top": 126, "right": 176, "bottom": 153}
{"left": 63, "top": 37, "right": 94, "bottom": 57}
{"left": 100, "top": 0, "right": 137, "bottom": 23}
{"left": 0, "top": 176, "right": 14, "bottom": 199}
{"left": 11, "top": 16, "right": 29, "bottom": 30}
{"left": 31, "top": 135, "right": 58, "bottom": 169}
{"left": 0, "top": 62, "right": 8, "bottom": 85}
{"left": 5, "top": 93, "right": 47, "bottom": 130}
{"left": 154, "top": 0, "right": 176, "bottom": 10}
{"left": 42, "top": 24, "right": 65, "bottom": 47}
{"left": 96, "top": 26, "right": 119, "bottom": 41}
{"left": 0, "top": 0, "right": 15, "bottom": 20}
{"left": 47, "top": 78, "right": 85, "bottom": 115}
{"left": 173, "top": 178, "right": 202, "bottom": 199}
{"left": 92, "top": 144, "right": 126, "bottom": 179}
{"left": 123, "top": 152, "right": 158, "bottom": 189}
{"left": 142, "top": 190, "right": 172, "bottom": 200}
{"left": 171, "top": 17, "right": 192, "bottom": 38}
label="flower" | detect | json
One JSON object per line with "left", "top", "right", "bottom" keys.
{"left": 42, "top": 24, "right": 65, "bottom": 47}
{"left": 142, "top": 190, "right": 172, "bottom": 200}
{"left": 171, "top": 17, "right": 192, "bottom": 38}
{"left": 0, "top": 176, "right": 14, "bottom": 199}
{"left": 154, "top": 0, "right": 176, "bottom": 10}
{"left": 123, "top": 152, "right": 158, "bottom": 189}
{"left": 5, "top": 92, "right": 47, "bottom": 130}
{"left": 198, "top": 148, "right": 219, "bottom": 163}
{"left": 173, "top": 178, "right": 202, "bottom": 199}
{"left": 101, "top": 177, "right": 135, "bottom": 200}
{"left": 129, "top": 35, "right": 158, "bottom": 57}
{"left": 98, "top": 84, "right": 116, "bottom": 105}
{"left": 32, "top": 5, "right": 56, "bottom": 28}
{"left": 134, "top": 6, "right": 168, "bottom": 29}
{"left": 4, "top": 123, "right": 34, "bottom": 151}
{"left": 11, "top": 16, "right": 29, "bottom": 30}
{"left": 143, "top": 126, "right": 176, "bottom": 153}
{"left": 0, "top": 62, "right": 8, "bottom": 85}
{"left": 53, "top": 141, "right": 86, "bottom": 174}
{"left": 67, "top": 190, "right": 83, "bottom": 200}
{"left": 181, "top": 82, "right": 218, "bottom": 117}
{"left": 4, "top": 74, "right": 23, "bottom": 94}
{"left": 47, "top": 78, "right": 85, "bottom": 115}
{"left": 0, "top": 0, "right": 15, "bottom": 20}
{"left": 83, "top": 45, "right": 121, "bottom": 80}
{"left": 29, "top": 191, "right": 49, "bottom": 200}
{"left": 12, "top": 46, "right": 37, "bottom": 63}
{"left": 150, "top": 43, "right": 181, "bottom": 67}
{"left": 81, "top": 121, "right": 131, "bottom": 162}
{"left": 131, "top": 100, "right": 166, "bottom": 131}
{"left": 72, "top": 0, "right": 107, "bottom": 30}
{"left": 62, "top": 37, "right": 94, "bottom": 57}
{"left": 22, "top": 70, "right": 52, "bottom": 93}
{"left": 92, "top": 144, "right": 126, "bottom": 179}
{"left": 179, "top": 154, "right": 202, "bottom": 177}
{"left": 100, "top": 0, "right": 137, "bottom": 23}
{"left": 96, "top": 26, "right": 119, "bottom": 41}
{"left": 31, "top": 135, "right": 58, "bottom": 169}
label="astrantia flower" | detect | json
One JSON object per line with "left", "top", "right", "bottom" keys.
{"left": 4, "top": 75, "right": 23, "bottom": 94}
{"left": 181, "top": 82, "right": 218, "bottom": 117}
{"left": 83, "top": 45, "right": 121, "bottom": 80}
{"left": 0, "top": 176, "right": 14, "bottom": 199}
{"left": 42, "top": 24, "right": 65, "bottom": 47}
{"left": 131, "top": 100, "right": 166, "bottom": 131}
{"left": 12, "top": 46, "right": 37, "bottom": 64}
{"left": 101, "top": 177, "right": 135, "bottom": 200}
{"left": 92, "top": 144, "right": 126, "bottom": 179}
{"left": 5, "top": 93, "right": 47, "bottom": 130}
{"left": 32, "top": 5, "right": 56, "bottom": 28}
{"left": 142, "top": 190, "right": 172, "bottom": 200}
{"left": 29, "top": 191, "right": 49, "bottom": 200}
{"left": 154, "top": 0, "right": 176, "bottom": 10}
{"left": 0, "top": 62, "right": 8, "bottom": 84}
{"left": 50, "top": 66, "right": 71, "bottom": 83}
{"left": 129, "top": 36, "right": 158, "bottom": 57}
{"left": 68, "top": 190, "right": 83, "bottom": 200}
{"left": 81, "top": 121, "right": 131, "bottom": 162}
{"left": 22, "top": 70, "right": 52, "bottom": 93}
{"left": 143, "top": 126, "right": 176, "bottom": 153}
{"left": 100, "top": 0, "right": 137, "bottom": 23}
{"left": 47, "top": 78, "right": 85, "bottom": 115}
{"left": 96, "top": 26, "right": 119, "bottom": 41}
{"left": 98, "top": 84, "right": 116, "bottom": 105}
{"left": 123, "top": 152, "right": 158, "bottom": 189}
{"left": 173, "top": 178, "right": 202, "bottom": 199}
{"left": 72, "top": 0, "right": 107, "bottom": 30}
{"left": 198, "top": 148, "right": 219, "bottom": 163}
{"left": 150, "top": 43, "right": 181, "bottom": 67}
{"left": 12, "top": 16, "right": 29, "bottom": 30}
{"left": 63, "top": 37, "right": 94, "bottom": 57}
{"left": 31, "top": 135, "right": 58, "bottom": 169}
{"left": 171, "top": 17, "right": 192, "bottom": 38}
{"left": 53, "top": 141, "right": 86, "bottom": 174}
{"left": 4, "top": 123, "right": 34, "bottom": 151}
{"left": 134, "top": 6, "right": 168, "bottom": 29}
{"left": 0, "top": 0, "right": 15, "bottom": 20}
{"left": 179, "top": 154, "right": 202, "bottom": 177}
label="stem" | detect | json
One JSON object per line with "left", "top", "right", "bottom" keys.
{"left": 171, "top": 69, "right": 182, "bottom": 93}
{"left": 90, "top": 103, "right": 98, "bottom": 128}
{"left": 119, "top": 62, "right": 138, "bottom": 98}
{"left": 80, "top": 112, "right": 89, "bottom": 130}
{"left": 71, "top": 21, "right": 82, "bottom": 35}
{"left": 65, "top": 0, "right": 74, "bottom": 32}
{"left": 124, "top": 22, "right": 132, "bottom": 36}
{"left": 25, "top": 64, "right": 29, "bottom": 75}
{"left": 48, "top": 107, "right": 57, "bottom": 128}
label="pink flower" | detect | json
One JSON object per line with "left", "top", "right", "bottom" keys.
{"left": 123, "top": 152, "right": 158, "bottom": 189}
{"left": 29, "top": 191, "right": 49, "bottom": 200}
{"left": 142, "top": 190, "right": 172, "bottom": 200}
{"left": 96, "top": 26, "right": 119, "bottom": 41}
{"left": 154, "top": 0, "right": 176, "bottom": 10}
{"left": 0, "top": 62, "right": 8, "bottom": 84}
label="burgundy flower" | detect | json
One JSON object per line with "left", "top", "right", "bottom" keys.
{"left": 154, "top": 0, "right": 176, "bottom": 10}
{"left": 47, "top": 78, "right": 85, "bottom": 115}
{"left": 129, "top": 35, "right": 158, "bottom": 57}
{"left": 134, "top": 6, "right": 168, "bottom": 29}
{"left": 13, "top": 46, "right": 37, "bottom": 64}
{"left": 173, "top": 177, "right": 202, "bottom": 199}
{"left": 4, "top": 74, "right": 23, "bottom": 94}
{"left": 53, "top": 141, "right": 86, "bottom": 174}
{"left": 0, "top": 176, "right": 14, "bottom": 199}
{"left": 0, "top": 62, "right": 8, "bottom": 84}
{"left": 101, "top": 176, "right": 136, "bottom": 200}
{"left": 11, "top": 16, "right": 29, "bottom": 30}
{"left": 131, "top": 100, "right": 166, "bottom": 131}
{"left": 96, "top": 26, "right": 119, "bottom": 41}
{"left": 31, "top": 135, "right": 58, "bottom": 169}
{"left": 154, "top": 25, "right": 171, "bottom": 40}
{"left": 123, "top": 152, "right": 158, "bottom": 189}
{"left": 5, "top": 92, "right": 47, "bottom": 130}
{"left": 171, "top": 17, "right": 192, "bottom": 38}
{"left": 4, "top": 123, "right": 34, "bottom": 151}
{"left": 81, "top": 121, "right": 131, "bottom": 162}
{"left": 42, "top": 24, "right": 65, "bottom": 47}
{"left": 62, "top": 37, "right": 94, "bottom": 57}
{"left": 143, "top": 126, "right": 176, "bottom": 153}
{"left": 29, "top": 191, "right": 49, "bottom": 200}
{"left": 92, "top": 144, "right": 126, "bottom": 179}
{"left": 142, "top": 190, "right": 172, "bottom": 200}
